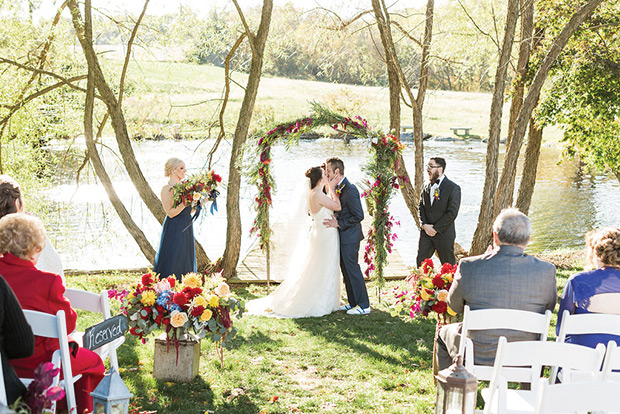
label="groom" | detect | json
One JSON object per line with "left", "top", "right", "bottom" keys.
{"left": 323, "top": 157, "right": 370, "bottom": 315}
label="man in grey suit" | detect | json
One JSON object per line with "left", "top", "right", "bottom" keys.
{"left": 436, "top": 208, "right": 557, "bottom": 370}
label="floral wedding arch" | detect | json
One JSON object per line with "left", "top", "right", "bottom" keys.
{"left": 247, "top": 103, "right": 405, "bottom": 291}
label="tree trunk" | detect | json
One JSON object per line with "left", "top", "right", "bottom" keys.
{"left": 505, "top": 0, "right": 534, "bottom": 151}
{"left": 515, "top": 118, "right": 543, "bottom": 214}
{"left": 222, "top": 0, "right": 273, "bottom": 278}
{"left": 68, "top": 0, "right": 210, "bottom": 268}
{"left": 469, "top": 0, "right": 520, "bottom": 256}
{"left": 412, "top": 0, "right": 435, "bottom": 225}
{"left": 81, "top": 0, "right": 155, "bottom": 262}
{"left": 496, "top": 0, "right": 535, "bottom": 211}
{"left": 372, "top": 0, "right": 435, "bottom": 227}
{"left": 492, "top": 0, "right": 604, "bottom": 218}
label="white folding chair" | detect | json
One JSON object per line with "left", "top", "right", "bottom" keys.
{"left": 601, "top": 340, "right": 620, "bottom": 382}
{"left": 458, "top": 305, "right": 553, "bottom": 382}
{"left": 22, "top": 310, "right": 78, "bottom": 414}
{"left": 534, "top": 378, "right": 620, "bottom": 413}
{"left": 551, "top": 310, "right": 620, "bottom": 382}
{"left": 0, "top": 354, "right": 7, "bottom": 406}
{"left": 482, "top": 337, "right": 605, "bottom": 414}
{"left": 64, "top": 288, "right": 124, "bottom": 371}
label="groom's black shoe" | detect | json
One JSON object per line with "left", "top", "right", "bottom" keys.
{"left": 338, "top": 304, "right": 352, "bottom": 311}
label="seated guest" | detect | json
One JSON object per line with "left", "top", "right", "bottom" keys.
{"left": 0, "top": 274, "right": 34, "bottom": 405}
{"left": 557, "top": 227, "right": 620, "bottom": 347}
{"left": 0, "top": 175, "right": 64, "bottom": 281}
{"left": 0, "top": 213, "right": 104, "bottom": 413}
{"left": 436, "top": 208, "right": 557, "bottom": 370}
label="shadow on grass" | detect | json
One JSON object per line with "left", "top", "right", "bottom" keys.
{"left": 290, "top": 307, "right": 437, "bottom": 371}
{"left": 118, "top": 335, "right": 262, "bottom": 413}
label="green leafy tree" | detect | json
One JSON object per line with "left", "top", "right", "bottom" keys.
{"left": 537, "top": 0, "right": 620, "bottom": 183}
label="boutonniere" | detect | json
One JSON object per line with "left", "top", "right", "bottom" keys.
{"left": 433, "top": 188, "right": 440, "bottom": 201}
{"left": 336, "top": 182, "right": 345, "bottom": 195}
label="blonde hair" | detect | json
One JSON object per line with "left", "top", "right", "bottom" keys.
{"left": 0, "top": 213, "right": 46, "bottom": 260}
{"left": 586, "top": 227, "right": 620, "bottom": 269}
{"left": 164, "top": 158, "right": 184, "bottom": 177}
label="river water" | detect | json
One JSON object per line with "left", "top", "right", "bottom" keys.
{"left": 45, "top": 137, "right": 619, "bottom": 271}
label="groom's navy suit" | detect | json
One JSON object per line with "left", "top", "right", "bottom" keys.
{"left": 336, "top": 177, "right": 370, "bottom": 309}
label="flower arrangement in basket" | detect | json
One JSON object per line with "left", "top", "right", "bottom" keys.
{"left": 118, "top": 272, "right": 244, "bottom": 367}
{"left": 390, "top": 259, "right": 458, "bottom": 325}
{"left": 171, "top": 170, "right": 222, "bottom": 213}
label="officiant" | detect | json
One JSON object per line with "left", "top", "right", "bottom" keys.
{"left": 416, "top": 157, "right": 461, "bottom": 266}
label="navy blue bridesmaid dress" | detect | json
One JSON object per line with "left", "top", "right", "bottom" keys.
{"left": 153, "top": 205, "right": 196, "bottom": 281}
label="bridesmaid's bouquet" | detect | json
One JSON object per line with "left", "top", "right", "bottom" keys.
{"left": 171, "top": 170, "right": 222, "bottom": 211}
{"left": 390, "top": 259, "right": 458, "bottom": 324}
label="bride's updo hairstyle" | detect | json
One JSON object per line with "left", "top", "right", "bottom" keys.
{"left": 587, "top": 227, "right": 620, "bottom": 269}
{"left": 305, "top": 167, "right": 323, "bottom": 189}
{"left": 164, "top": 158, "right": 184, "bottom": 177}
{"left": 0, "top": 175, "right": 22, "bottom": 218}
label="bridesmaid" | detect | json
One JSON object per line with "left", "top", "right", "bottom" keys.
{"left": 153, "top": 158, "right": 197, "bottom": 281}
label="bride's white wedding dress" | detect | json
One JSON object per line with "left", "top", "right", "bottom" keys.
{"left": 246, "top": 206, "right": 341, "bottom": 318}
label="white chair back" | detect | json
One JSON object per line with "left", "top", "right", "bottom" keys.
{"left": 64, "top": 288, "right": 123, "bottom": 371}
{"left": 552, "top": 310, "right": 620, "bottom": 382}
{"left": 0, "top": 353, "right": 6, "bottom": 406}
{"left": 22, "top": 310, "right": 77, "bottom": 414}
{"left": 534, "top": 378, "right": 620, "bottom": 413}
{"left": 483, "top": 336, "right": 605, "bottom": 414}
{"left": 458, "top": 305, "right": 552, "bottom": 382}
{"left": 602, "top": 340, "right": 620, "bottom": 381}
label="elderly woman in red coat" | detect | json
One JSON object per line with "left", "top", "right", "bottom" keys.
{"left": 0, "top": 213, "right": 104, "bottom": 413}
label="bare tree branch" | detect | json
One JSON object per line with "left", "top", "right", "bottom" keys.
{"left": 232, "top": 0, "right": 257, "bottom": 56}
{"left": 207, "top": 33, "right": 246, "bottom": 169}
{"left": 391, "top": 20, "right": 423, "bottom": 47}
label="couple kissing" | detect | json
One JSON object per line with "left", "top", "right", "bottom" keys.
{"left": 246, "top": 157, "right": 370, "bottom": 318}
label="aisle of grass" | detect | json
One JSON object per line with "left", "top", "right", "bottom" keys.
{"left": 68, "top": 258, "right": 578, "bottom": 413}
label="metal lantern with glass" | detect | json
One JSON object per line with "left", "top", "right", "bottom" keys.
{"left": 90, "top": 369, "right": 133, "bottom": 414}
{"left": 435, "top": 355, "right": 477, "bottom": 414}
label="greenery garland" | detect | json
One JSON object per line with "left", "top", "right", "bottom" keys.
{"left": 247, "top": 102, "right": 405, "bottom": 288}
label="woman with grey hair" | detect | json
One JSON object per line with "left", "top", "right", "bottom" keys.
{"left": 0, "top": 175, "right": 64, "bottom": 281}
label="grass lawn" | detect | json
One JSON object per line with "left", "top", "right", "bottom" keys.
{"left": 100, "top": 59, "right": 564, "bottom": 143}
{"left": 68, "top": 258, "right": 580, "bottom": 414}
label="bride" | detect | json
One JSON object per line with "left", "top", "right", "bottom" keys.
{"left": 246, "top": 166, "right": 342, "bottom": 318}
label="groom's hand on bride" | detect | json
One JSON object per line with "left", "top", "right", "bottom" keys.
{"left": 323, "top": 216, "right": 339, "bottom": 228}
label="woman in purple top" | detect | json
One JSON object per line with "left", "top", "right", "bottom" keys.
{"left": 557, "top": 227, "right": 620, "bottom": 348}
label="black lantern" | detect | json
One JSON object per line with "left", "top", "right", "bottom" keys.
{"left": 90, "top": 368, "right": 133, "bottom": 414}
{"left": 435, "top": 355, "right": 477, "bottom": 414}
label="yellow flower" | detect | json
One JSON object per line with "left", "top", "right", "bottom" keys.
{"left": 127, "top": 292, "right": 135, "bottom": 300}
{"left": 420, "top": 289, "right": 431, "bottom": 301}
{"left": 445, "top": 273, "right": 453, "bottom": 283}
{"left": 170, "top": 310, "right": 188, "bottom": 328}
{"left": 193, "top": 295, "right": 207, "bottom": 308}
{"left": 193, "top": 192, "right": 202, "bottom": 201}
{"left": 437, "top": 289, "right": 449, "bottom": 302}
{"left": 140, "top": 290, "right": 156, "bottom": 306}
{"left": 207, "top": 294, "right": 220, "bottom": 308}
{"left": 200, "top": 308, "right": 213, "bottom": 322}
{"left": 182, "top": 273, "right": 202, "bottom": 288}
{"left": 214, "top": 282, "right": 230, "bottom": 297}
{"left": 447, "top": 306, "right": 457, "bottom": 316}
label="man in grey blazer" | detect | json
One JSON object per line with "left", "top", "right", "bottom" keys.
{"left": 436, "top": 208, "right": 557, "bottom": 370}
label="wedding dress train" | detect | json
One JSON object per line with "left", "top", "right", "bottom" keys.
{"left": 246, "top": 206, "right": 341, "bottom": 318}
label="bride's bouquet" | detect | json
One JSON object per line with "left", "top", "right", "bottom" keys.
{"left": 390, "top": 259, "right": 458, "bottom": 324}
{"left": 171, "top": 170, "right": 222, "bottom": 212}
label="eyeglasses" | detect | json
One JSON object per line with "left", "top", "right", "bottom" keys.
{"left": 426, "top": 165, "right": 441, "bottom": 170}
